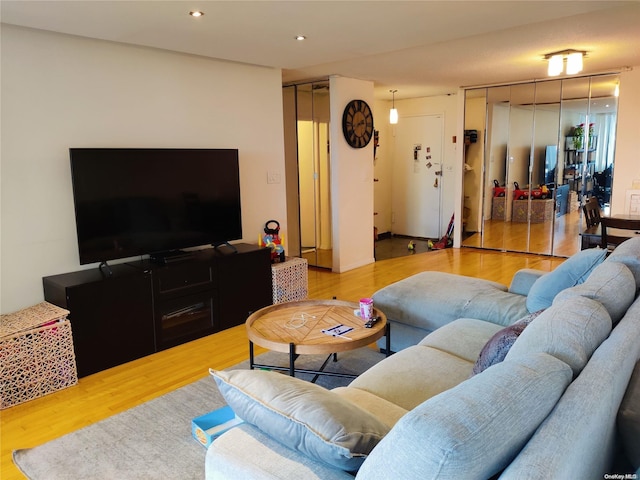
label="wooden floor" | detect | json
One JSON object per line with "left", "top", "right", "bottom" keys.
{"left": 463, "top": 207, "right": 583, "bottom": 257}
{"left": 0, "top": 247, "right": 565, "bottom": 479}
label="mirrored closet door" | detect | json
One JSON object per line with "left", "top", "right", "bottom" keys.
{"left": 462, "top": 74, "right": 619, "bottom": 256}
{"left": 282, "top": 81, "right": 332, "bottom": 269}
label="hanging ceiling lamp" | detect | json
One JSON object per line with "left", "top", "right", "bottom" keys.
{"left": 389, "top": 90, "right": 398, "bottom": 124}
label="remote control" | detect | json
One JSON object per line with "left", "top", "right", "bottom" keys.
{"left": 364, "top": 316, "right": 380, "bottom": 328}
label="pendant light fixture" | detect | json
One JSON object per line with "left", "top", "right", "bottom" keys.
{"left": 389, "top": 90, "right": 398, "bottom": 124}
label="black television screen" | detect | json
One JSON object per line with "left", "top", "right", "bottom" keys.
{"left": 70, "top": 148, "right": 242, "bottom": 265}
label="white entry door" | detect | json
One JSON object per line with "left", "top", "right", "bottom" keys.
{"left": 392, "top": 114, "right": 444, "bottom": 238}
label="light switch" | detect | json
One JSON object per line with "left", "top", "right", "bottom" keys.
{"left": 267, "top": 171, "right": 281, "bottom": 184}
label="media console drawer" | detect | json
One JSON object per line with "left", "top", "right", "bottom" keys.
{"left": 155, "top": 262, "right": 213, "bottom": 295}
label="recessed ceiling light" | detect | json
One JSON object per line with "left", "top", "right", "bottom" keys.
{"left": 295, "top": 35, "right": 306, "bottom": 41}
{"left": 189, "top": 11, "right": 204, "bottom": 17}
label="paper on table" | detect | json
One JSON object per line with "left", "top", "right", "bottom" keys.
{"left": 321, "top": 324, "right": 354, "bottom": 338}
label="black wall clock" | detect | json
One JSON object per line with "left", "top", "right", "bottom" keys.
{"left": 342, "top": 99, "right": 374, "bottom": 148}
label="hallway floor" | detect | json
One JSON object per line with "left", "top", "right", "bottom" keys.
{"left": 375, "top": 235, "right": 438, "bottom": 261}
{"left": 302, "top": 235, "right": 442, "bottom": 269}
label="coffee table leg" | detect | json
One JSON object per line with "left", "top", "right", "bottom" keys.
{"left": 249, "top": 341, "right": 255, "bottom": 370}
{"left": 385, "top": 322, "right": 391, "bottom": 357}
{"left": 289, "top": 342, "right": 295, "bottom": 377}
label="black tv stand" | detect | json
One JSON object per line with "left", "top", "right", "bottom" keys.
{"left": 150, "top": 250, "right": 193, "bottom": 265}
{"left": 43, "top": 243, "right": 273, "bottom": 377}
{"left": 213, "top": 241, "right": 238, "bottom": 254}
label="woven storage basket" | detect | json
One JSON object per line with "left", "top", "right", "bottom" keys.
{"left": 271, "top": 257, "right": 308, "bottom": 304}
{"left": 1, "top": 302, "right": 77, "bottom": 409}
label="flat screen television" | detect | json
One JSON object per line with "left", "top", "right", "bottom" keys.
{"left": 70, "top": 148, "right": 242, "bottom": 265}
{"left": 542, "top": 145, "right": 558, "bottom": 186}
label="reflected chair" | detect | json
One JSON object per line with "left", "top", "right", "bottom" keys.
{"left": 600, "top": 217, "right": 640, "bottom": 250}
{"left": 583, "top": 197, "right": 602, "bottom": 228}
{"left": 593, "top": 167, "right": 612, "bottom": 205}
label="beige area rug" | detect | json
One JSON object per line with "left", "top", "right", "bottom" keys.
{"left": 13, "top": 348, "right": 385, "bottom": 480}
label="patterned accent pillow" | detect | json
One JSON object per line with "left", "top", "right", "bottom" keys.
{"left": 471, "top": 310, "right": 545, "bottom": 376}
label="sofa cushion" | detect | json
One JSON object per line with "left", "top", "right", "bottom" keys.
{"left": 210, "top": 369, "right": 389, "bottom": 471}
{"left": 355, "top": 353, "right": 573, "bottom": 480}
{"left": 471, "top": 309, "right": 544, "bottom": 375}
{"left": 501, "top": 299, "right": 640, "bottom": 479}
{"left": 418, "top": 317, "right": 504, "bottom": 363}
{"left": 331, "top": 387, "right": 408, "bottom": 429}
{"left": 618, "top": 360, "right": 640, "bottom": 470}
{"left": 554, "top": 260, "right": 636, "bottom": 324}
{"left": 606, "top": 237, "right": 640, "bottom": 287}
{"left": 348, "top": 345, "right": 475, "bottom": 410}
{"left": 507, "top": 296, "right": 612, "bottom": 377}
{"left": 372, "top": 271, "right": 528, "bottom": 333}
{"left": 525, "top": 247, "right": 607, "bottom": 313}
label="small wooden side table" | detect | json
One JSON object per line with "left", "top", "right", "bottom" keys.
{"left": 246, "top": 299, "right": 389, "bottom": 380}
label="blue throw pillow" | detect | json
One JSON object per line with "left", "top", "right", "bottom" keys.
{"left": 526, "top": 248, "right": 606, "bottom": 313}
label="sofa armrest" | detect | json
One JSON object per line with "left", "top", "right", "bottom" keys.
{"left": 508, "top": 269, "right": 546, "bottom": 296}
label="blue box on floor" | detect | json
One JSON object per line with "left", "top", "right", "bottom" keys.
{"left": 192, "top": 405, "right": 244, "bottom": 448}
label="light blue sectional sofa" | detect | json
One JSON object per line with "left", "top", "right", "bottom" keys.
{"left": 205, "top": 239, "right": 640, "bottom": 479}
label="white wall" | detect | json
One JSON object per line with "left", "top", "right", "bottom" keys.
{"left": 611, "top": 67, "right": 640, "bottom": 215}
{"left": 329, "top": 76, "right": 375, "bottom": 272}
{"left": 0, "top": 25, "right": 287, "bottom": 313}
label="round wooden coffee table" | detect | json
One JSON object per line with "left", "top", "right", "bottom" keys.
{"left": 246, "top": 299, "right": 389, "bottom": 379}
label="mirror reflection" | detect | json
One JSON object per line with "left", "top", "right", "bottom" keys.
{"left": 296, "top": 82, "right": 332, "bottom": 269}
{"left": 462, "top": 74, "right": 618, "bottom": 257}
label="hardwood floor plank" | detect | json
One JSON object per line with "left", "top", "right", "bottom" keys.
{"left": 0, "top": 247, "right": 564, "bottom": 479}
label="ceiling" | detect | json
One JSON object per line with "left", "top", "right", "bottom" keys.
{"left": 2, "top": 1, "right": 640, "bottom": 100}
